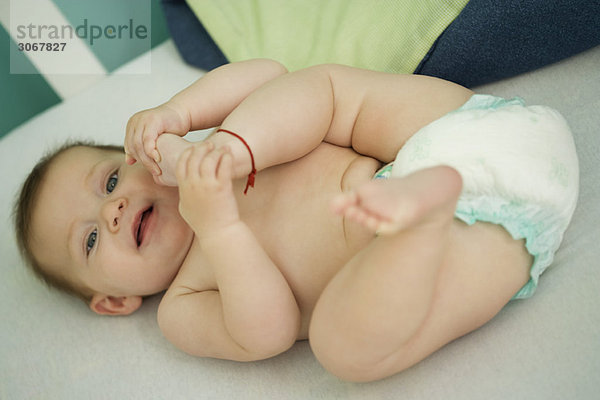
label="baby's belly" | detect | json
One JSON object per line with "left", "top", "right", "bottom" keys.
{"left": 241, "top": 144, "right": 381, "bottom": 338}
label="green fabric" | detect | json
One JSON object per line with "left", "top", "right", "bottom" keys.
{"left": 185, "top": 0, "right": 469, "bottom": 72}
{"left": 0, "top": 26, "right": 61, "bottom": 138}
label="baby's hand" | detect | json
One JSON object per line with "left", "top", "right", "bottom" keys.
{"left": 176, "top": 142, "right": 240, "bottom": 239}
{"left": 124, "top": 102, "right": 190, "bottom": 176}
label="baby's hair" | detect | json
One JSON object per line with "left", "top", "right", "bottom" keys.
{"left": 13, "top": 140, "right": 124, "bottom": 303}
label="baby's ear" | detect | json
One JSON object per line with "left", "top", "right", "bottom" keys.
{"left": 90, "top": 294, "right": 142, "bottom": 316}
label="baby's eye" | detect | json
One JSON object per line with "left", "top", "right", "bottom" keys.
{"left": 86, "top": 229, "right": 97, "bottom": 255}
{"left": 106, "top": 171, "right": 118, "bottom": 194}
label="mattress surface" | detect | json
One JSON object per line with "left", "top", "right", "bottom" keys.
{"left": 1, "top": 41, "right": 598, "bottom": 399}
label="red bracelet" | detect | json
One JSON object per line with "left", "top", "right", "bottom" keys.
{"left": 217, "top": 128, "right": 257, "bottom": 195}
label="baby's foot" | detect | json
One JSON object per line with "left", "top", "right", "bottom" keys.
{"left": 155, "top": 134, "right": 193, "bottom": 186}
{"left": 331, "top": 166, "right": 462, "bottom": 234}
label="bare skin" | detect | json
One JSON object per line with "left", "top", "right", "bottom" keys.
{"left": 155, "top": 134, "right": 531, "bottom": 381}
{"left": 159, "top": 140, "right": 382, "bottom": 346}
{"left": 32, "top": 60, "right": 534, "bottom": 382}
{"left": 137, "top": 61, "right": 534, "bottom": 380}
{"left": 316, "top": 167, "right": 532, "bottom": 381}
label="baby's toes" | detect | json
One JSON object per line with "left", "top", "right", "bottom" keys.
{"left": 330, "top": 192, "right": 359, "bottom": 215}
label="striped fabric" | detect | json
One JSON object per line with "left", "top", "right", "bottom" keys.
{"left": 0, "top": 0, "right": 170, "bottom": 138}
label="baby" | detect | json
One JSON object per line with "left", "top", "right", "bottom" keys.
{"left": 14, "top": 59, "right": 578, "bottom": 382}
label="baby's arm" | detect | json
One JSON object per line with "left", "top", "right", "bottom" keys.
{"left": 157, "top": 143, "right": 301, "bottom": 361}
{"left": 125, "top": 59, "right": 288, "bottom": 175}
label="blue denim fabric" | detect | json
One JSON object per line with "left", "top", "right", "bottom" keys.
{"left": 414, "top": 0, "right": 600, "bottom": 87}
{"left": 160, "top": 0, "right": 228, "bottom": 71}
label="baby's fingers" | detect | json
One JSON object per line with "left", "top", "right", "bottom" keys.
{"left": 134, "top": 125, "right": 161, "bottom": 176}
{"left": 142, "top": 126, "right": 161, "bottom": 164}
{"left": 124, "top": 117, "right": 139, "bottom": 164}
{"left": 199, "top": 146, "right": 232, "bottom": 182}
{"left": 176, "top": 142, "right": 213, "bottom": 182}
{"left": 125, "top": 153, "right": 137, "bottom": 165}
{"left": 216, "top": 148, "right": 233, "bottom": 182}
{"left": 199, "top": 146, "right": 223, "bottom": 179}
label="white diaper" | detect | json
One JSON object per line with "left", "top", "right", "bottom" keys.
{"left": 388, "top": 95, "right": 579, "bottom": 299}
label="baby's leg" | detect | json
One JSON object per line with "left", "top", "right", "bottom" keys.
{"left": 310, "top": 166, "right": 530, "bottom": 382}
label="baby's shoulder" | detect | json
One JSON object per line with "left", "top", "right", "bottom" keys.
{"left": 165, "top": 238, "right": 217, "bottom": 295}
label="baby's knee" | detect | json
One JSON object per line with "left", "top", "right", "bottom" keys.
{"left": 309, "top": 328, "right": 365, "bottom": 381}
{"left": 309, "top": 320, "right": 411, "bottom": 382}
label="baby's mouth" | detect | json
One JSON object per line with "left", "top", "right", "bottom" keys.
{"left": 134, "top": 206, "right": 154, "bottom": 247}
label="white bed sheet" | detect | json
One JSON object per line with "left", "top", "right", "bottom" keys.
{"left": 1, "top": 41, "right": 599, "bottom": 399}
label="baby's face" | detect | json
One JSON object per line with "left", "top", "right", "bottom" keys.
{"left": 30, "top": 146, "right": 193, "bottom": 298}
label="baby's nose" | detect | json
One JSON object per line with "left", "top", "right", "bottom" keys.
{"left": 103, "top": 198, "right": 128, "bottom": 233}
